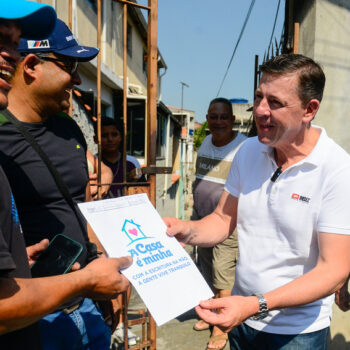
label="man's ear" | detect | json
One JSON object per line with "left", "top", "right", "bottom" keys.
{"left": 22, "top": 54, "right": 42, "bottom": 79}
{"left": 303, "top": 99, "right": 320, "bottom": 123}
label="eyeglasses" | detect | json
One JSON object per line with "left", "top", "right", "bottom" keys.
{"left": 36, "top": 55, "right": 79, "bottom": 75}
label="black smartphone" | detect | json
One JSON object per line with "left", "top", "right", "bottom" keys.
{"left": 31, "top": 234, "right": 83, "bottom": 278}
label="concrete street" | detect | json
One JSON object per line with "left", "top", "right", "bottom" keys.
{"left": 127, "top": 288, "right": 229, "bottom": 350}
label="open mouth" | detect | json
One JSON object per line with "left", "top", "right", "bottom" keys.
{"left": 258, "top": 123, "right": 274, "bottom": 132}
{"left": 0, "top": 69, "right": 13, "bottom": 84}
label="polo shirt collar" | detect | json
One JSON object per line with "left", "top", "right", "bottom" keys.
{"left": 259, "top": 125, "right": 330, "bottom": 167}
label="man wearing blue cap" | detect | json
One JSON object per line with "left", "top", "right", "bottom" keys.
{"left": 0, "top": 18, "right": 121, "bottom": 350}
{"left": 0, "top": 8, "right": 132, "bottom": 350}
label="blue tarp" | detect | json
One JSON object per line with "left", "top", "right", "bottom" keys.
{"left": 230, "top": 98, "right": 248, "bottom": 103}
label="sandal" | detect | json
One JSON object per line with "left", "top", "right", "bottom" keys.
{"left": 206, "top": 333, "right": 228, "bottom": 350}
{"left": 193, "top": 319, "right": 210, "bottom": 331}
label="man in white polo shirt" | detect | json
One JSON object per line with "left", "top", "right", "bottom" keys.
{"left": 164, "top": 54, "right": 350, "bottom": 349}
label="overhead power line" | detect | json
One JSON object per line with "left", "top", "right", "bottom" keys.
{"left": 267, "top": 0, "right": 282, "bottom": 57}
{"left": 216, "top": 0, "right": 256, "bottom": 97}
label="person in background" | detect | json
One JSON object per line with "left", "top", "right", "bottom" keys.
{"left": 192, "top": 98, "right": 246, "bottom": 350}
{"left": 97, "top": 116, "right": 144, "bottom": 198}
{"left": 96, "top": 116, "right": 145, "bottom": 346}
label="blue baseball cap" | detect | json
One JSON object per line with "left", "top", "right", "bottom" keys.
{"left": 18, "top": 19, "right": 99, "bottom": 62}
{"left": 0, "top": 0, "right": 56, "bottom": 39}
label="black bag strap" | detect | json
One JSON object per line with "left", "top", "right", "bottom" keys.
{"left": 2, "top": 110, "right": 90, "bottom": 244}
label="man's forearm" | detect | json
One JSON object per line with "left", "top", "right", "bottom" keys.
{"left": 221, "top": 233, "right": 350, "bottom": 324}
{"left": 0, "top": 256, "right": 131, "bottom": 334}
{"left": 0, "top": 272, "right": 90, "bottom": 334}
{"left": 187, "top": 211, "right": 233, "bottom": 247}
{"left": 265, "top": 233, "right": 350, "bottom": 312}
{"left": 264, "top": 260, "right": 348, "bottom": 312}
{"left": 185, "top": 191, "right": 237, "bottom": 247}
{"left": 196, "top": 252, "right": 349, "bottom": 332}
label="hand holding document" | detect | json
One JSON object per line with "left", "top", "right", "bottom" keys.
{"left": 78, "top": 193, "right": 213, "bottom": 325}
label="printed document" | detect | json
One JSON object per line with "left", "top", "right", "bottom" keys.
{"left": 78, "top": 193, "right": 213, "bottom": 325}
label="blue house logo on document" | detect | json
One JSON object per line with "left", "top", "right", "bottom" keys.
{"left": 122, "top": 219, "right": 150, "bottom": 246}
{"left": 122, "top": 218, "right": 173, "bottom": 267}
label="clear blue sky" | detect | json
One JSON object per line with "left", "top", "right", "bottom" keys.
{"left": 154, "top": 0, "right": 285, "bottom": 123}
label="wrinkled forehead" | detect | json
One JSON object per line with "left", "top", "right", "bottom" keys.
{"left": 258, "top": 72, "right": 300, "bottom": 94}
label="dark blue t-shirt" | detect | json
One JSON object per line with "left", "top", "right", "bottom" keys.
{"left": 0, "top": 111, "right": 89, "bottom": 267}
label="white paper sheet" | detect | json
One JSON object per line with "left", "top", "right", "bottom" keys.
{"left": 78, "top": 193, "right": 213, "bottom": 326}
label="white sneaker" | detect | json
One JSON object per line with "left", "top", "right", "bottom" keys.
{"left": 112, "top": 323, "right": 137, "bottom": 346}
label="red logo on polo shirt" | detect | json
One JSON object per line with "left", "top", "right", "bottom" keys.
{"left": 291, "top": 193, "right": 310, "bottom": 203}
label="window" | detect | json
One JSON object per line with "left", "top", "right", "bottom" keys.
{"left": 116, "top": 99, "right": 145, "bottom": 157}
{"left": 85, "top": 0, "right": 97, "bottom": 13}
{"left": 101, "top": 103, "right": 113, "bottom": 119}
{"left": 127, "top": 22, "right": 132, "bottom": 57}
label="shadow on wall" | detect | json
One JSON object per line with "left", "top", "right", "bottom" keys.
{"left": 329, "top": 333, "right": 350, "bottom": 350}
{"left": 327, "top": 0, "right": 350, "bottom": 12}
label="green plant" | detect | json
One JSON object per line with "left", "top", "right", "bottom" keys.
{"left": 193, "top": 121, "right": 208, "bottom": 150}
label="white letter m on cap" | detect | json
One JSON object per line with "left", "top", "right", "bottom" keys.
{"left": 27, "top": 40, "right": 50, "bottom": 49}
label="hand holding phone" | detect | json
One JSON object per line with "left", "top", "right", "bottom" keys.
{"left": 31, "top": 234, "right": 83, "bottom": 278}
{"left": 26, "top": 239, "right": 49, "bottom": 267}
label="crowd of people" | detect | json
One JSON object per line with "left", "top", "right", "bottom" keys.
{"left": 0, "top": 1, "right": 348, "bottom": 350}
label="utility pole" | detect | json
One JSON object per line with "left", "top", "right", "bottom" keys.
{"left": 180, "top": 81, "right": 189, "bottom": 123}
{"left": 179, "top": 81, "right": 189, "bottom": 220}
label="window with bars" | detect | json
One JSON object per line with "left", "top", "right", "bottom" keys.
{"left": 116, "top": 99, "right": 145, "bottom": 157}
